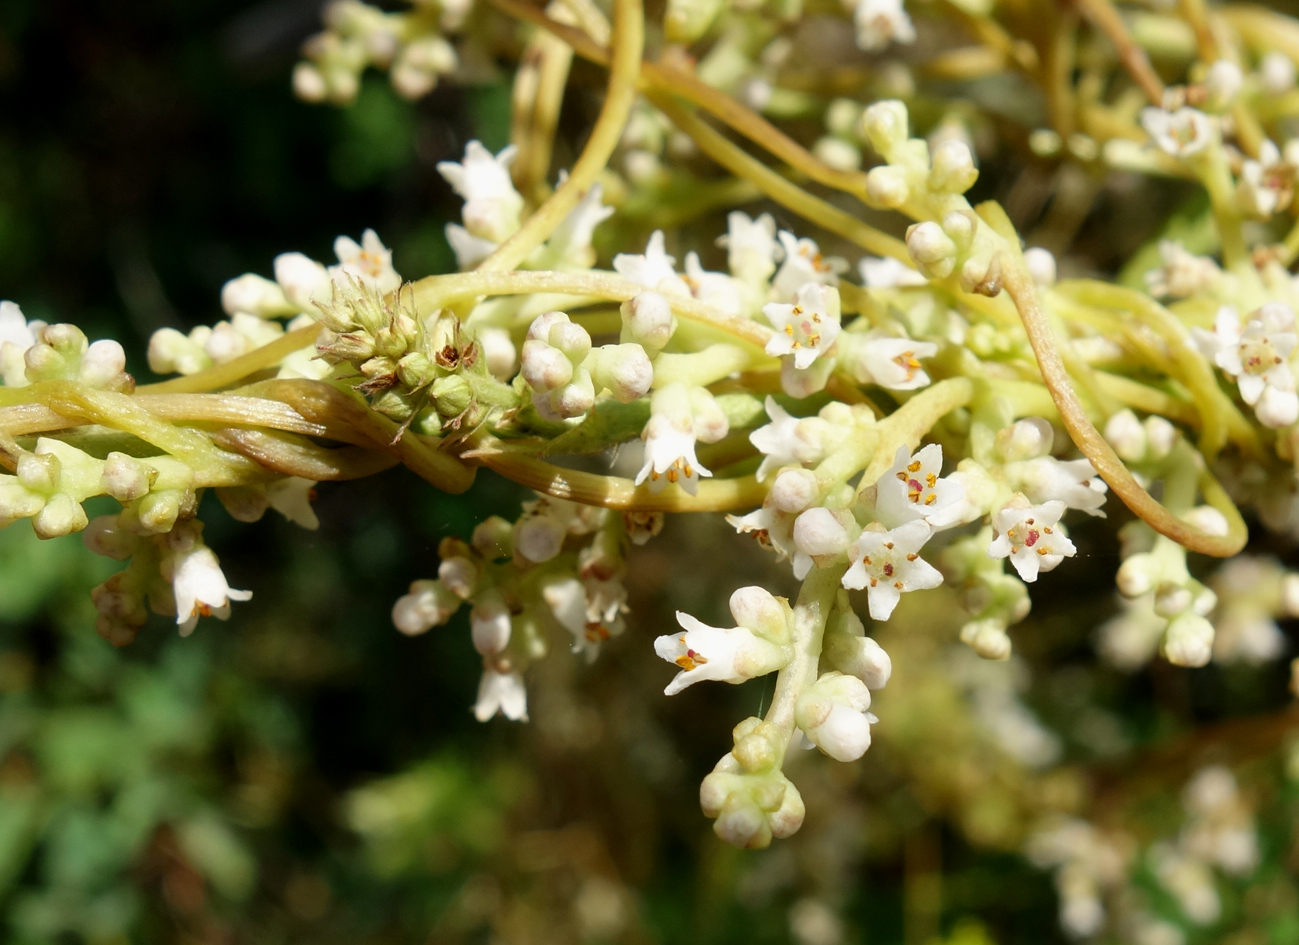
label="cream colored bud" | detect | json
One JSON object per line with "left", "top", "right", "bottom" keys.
{"left": 101, "top": 452, "right": 156, "bottom": 502}
{"left": 728, "top": 586, "right": 789, "bottom": 643}
{"left": 860, "top": 100, "right": 909, "bottom": 156}
{"left": 585, "top": 344, "right": 653, "bottom": 402}
{"left": 770, "top": 468, "right": 819, "bottom": 513}
{"left": 1162, "top": 612, "right": 1214, "bottom": 667}
{"left": 928, "top": 139, "right": 978, "bottom": 193}
{"left": 1024, "top": 247, "right": 1057, "bottom": 287}
{"left": 865, "top": 165, "right": 910, "bottom": 209}
{"left": 620, "top": 291, "right": 676, "bottom": 355}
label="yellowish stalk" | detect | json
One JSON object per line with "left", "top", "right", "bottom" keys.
{"left": 137, "top": 324, "right": 321, "bottom": 395}
{"left": 652, "top": 97, "right": 911, "bottom": 263}
{"left": 464, "top": 439, "right": 766, "bottom": 511}
{"left": 987, "top": 202, "right": 1246, "bottom": 557}
{"left": 477, "top": 0, "right": 644, "bottom": 273}
{"left": 1075, "top": 0, "right": 1166, "bottom": 105}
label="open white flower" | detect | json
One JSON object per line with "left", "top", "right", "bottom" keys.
{"left": 718, "top": 211, "right": 779, "bottom": 284}
{"left": 844, "top": 333, "right": 938, "bottom": 390}
{"left": 684, "top": 252, "right": 746, "bottom": 316}
{"left": 614, "top": 230, "right": 690, "bottom": 295}
{"left": 543, "top": 182, "right": 614, "bottom": 269}
{"left": 266, "top": 477, "right": 320, "bottom": 529}
{"left": 1009, "top": 456, "right": 1108, "bottom": 515}
{"left": 654, "top": 611, "right": 790, "bottom": 696}
{"left": 636, "top": 383, "right": 727, "bottom": 494}
{"left": 1, "top": 301, "right": 46, "bottom": 387}
{"left": 445, "top": 224, "right": 498, "bottom": 270}
{"left": 169, "top": 542, "right": 253, "bottom": 636}
{"left": 1141, "top": 106, "right": 1215, "bottom": 157}
{"left": 1193, "top": 303, "right": 1298, "bottom": 427}
{"left": 770, "top": 231, "right": 847, "bottom": 302}
{"left": 876, "top": 444, "right": 967, "bottom": 529}
{"left": 437, "top": 141, "right": 525, "bottom": 242}
{"left": 850, "top": 0, "right": 916, "bottom": 52}
{"left": 1236, "top": 140, "right": 1295, "bottom": 219}
{"left": 474, "top": 668, "right": 528, "bottom": 722}
{"left": 842, "top": 520, "right": 942, "bottom": 620}
{"left": 988, "top": 497, "right": 1076, "bottom": 582}
{"left": 330, "top": 228, "right": 402, "bottom": 294}
{"left": 763, "top": 283, "right": 842, "bottom": 370}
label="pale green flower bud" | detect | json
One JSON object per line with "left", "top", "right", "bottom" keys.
{"left": 865, "top": 165, "right": 910, "bottom": 209}
{"left": 584, "top": 343, "right": 653, "bottom": 403}
{"left": 860, "top": 100, "right": 909, "bottom": 157}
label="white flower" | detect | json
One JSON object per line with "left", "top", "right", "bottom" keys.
{"left": 1, "top": 301, "right": 45, "bottom": 387}
{"left": 859, "top": 255, "right": 926, "bottom": 289}
{"left": 436, "top": 141, "right": 525, "bottom": 243}
{"left": 763, "top": 283, "right": 842, "bottom": 370}
{"left": 445, "top": 223, "right": 498, "bottom": 270}
{"left": 1261, "top": 51, "right": 1297, "bottom": 95}
{"left": 1193, "top": 303, "right": 1298, "bottom": 427}
{"left": 474, "top": 668, "right": 528, "bottom": 722}
{"left": 682, "top": 252, "right": 746, "bottom": 317}
{"left": 988, "top": 497, "right": 1076, "bottom": 582}
{"left": 653, "top": 612, "right": 790, "bottom": 696}
{"left": 795, "top": 672, "right": 877, "bottom": 762}
{"left": 728, "top": 501, "right": 800, "bottom": 568}
{"left": 266, "top": 477, "right": 320, "bottom": 529}
{"left": 718, "top": 211, "right": 779, "bottom": 284}
{"left": 748, "top": 397, "right": 828, "bottom": 481}
{"left": 1236, "top": 140, "right": 1295, "bottom": 219}
{"left": 850, "top": 0, "right": 916, "bottom": 52}
{"left": 1145, "top": 240, "right": 1221, "bottom": 299}
{"left": 542, "top": 576, "right": 606, "bottom": 662}
{"left": 876, "top": 444, "right": 967, "bottom": 529}
{"left": 168, "top": 541, "right": 253, "bottom": 636}
{"left": 274, "top": 252, "right": 332, "bottom": 312}
{"left": 636, "top": 383, "right": 727, "bottom": 494}
{"left": 330, "top": 228, "right": 402, "bottom": 294}
{"left": 1009, "top": 456, "right": 1108, "bottom": 515}
{"left": 391, "top": 579, "right": 461, "bottom": 635}
{"left": 1141, "top": 106, "right": 1215, "bottom": 157}
{"left": 471, "top": 590, "right": 513, "bottom": 656}
{"left": 844, "top": 333, "right": 937, "bottom": 390}
{"left": 770, "top": 231, "right": 847, "bottom": 302}
{"left": 613, "top": 230, "right": 689, "bottom": 295}
{"left": 842, "top": 520, "right": 942, "bottom": 620}
{"left": 543, "top": 182, "right": 614, "bottom": 269}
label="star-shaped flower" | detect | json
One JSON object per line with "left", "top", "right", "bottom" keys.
{"left": 763, "top": 283, "right": 842, "bottom": 370}
{"left": 842, "top": 520, "right": 942, "bottom": 620}
{"left": 875, "top": 444, "right": 967, "bottom": 529}
{"left": 987, "top": 497, "right": 1076, "bottom": 582}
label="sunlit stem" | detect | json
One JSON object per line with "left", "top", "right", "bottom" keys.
{"left": 986, "top": 202, "right": 1247, "bottom": 557}
{"left": 478, "top": 0, "right": 644, "bottom": 272}
{"left": 763, "top": 565, "right": 844, "bottom": 745}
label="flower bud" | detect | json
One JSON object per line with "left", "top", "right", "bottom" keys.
{"left": 83, "top": 515, "right": 138, "bottom": 561}
{"left": 1154, "top": 584, "right": 1192, "bottom": 618}
{"left": 17, "top": 451, "right": 59, "bottom": 493}
{"left": 292, "top": 62, "right": 329, "bottom": 102}
{"left": 437, "top": 556, "right": 478, "bottom": 599}
{"left": 1282, "top": 574, "right": 1299, "bottom": 617}
{"left": 620, "top": 292, "right": 676, "bottom": 356}
{"left": 1024, "top": 247, "right": 1057, "bottom": 287}
{"left": 905, "top": 222, "right": 958, "bottom": 278}
{"left": 860, "top": 100, "right": 909, "bottom": 157}
{"left": 770, "top": 467, "right": 819, "bottom": 513}
{"left": 431, "top": 374, "right": 473, "bottom": 419}
{"left": 392, "top": 579, "right": 460, "bottom": 635}
{"left": 33, "top": 492, "right": 87, "bottom": 539}
{"left": 1162, "top": 612, "right": 1214, "bottom": 667}
{"left": 520, "top": 339, "right": 573, "bottom": 392}
{"left": 1181, "top": 505, "right": 1228, "bottom": 537}
{"left": 960, "top": 618, "right": 1012, "bottom": 659}
{"left": 1104, "top": 409, "right": 1146, "bottom": 462}
{"left": 472, "top": 515, "right": 514, "bottom": 559}
{"left": 865, "top": 165, "right": 910, "bottom": 209}
{"left": 795, "top": 672, "right": 875, "bottom": 762}
{"left": 222, "top": 273, "right": 292, "bottom": 317}
{"left": 526, "top": 310, "right": 570, "bottom": 342}
{"left": 688, "top": 387, "right": 729, "bottom": 444}
{"left": 1117, "top": 552, "right": 1160, "bottom": 598}
{"left": 546, "top": 371, "right": 596, "bottom": 419}
{"left": 1262, "top": 51, "right": 1297, "bottom": 95}
{"left": 547, "top": 320, "right": 592, "bottom": 361}
{"left": 1144, "top": 416, "right": 1177, "bottom": 459}
{"left": 274, "top": 252, "right": 331, "bottom": 311}
{"left": 792, "top": 507, "right": 852, "bottom": 559}
{"left": 942, "top": 210, "right": 977, "bottom": 253}
{"left": 585, "top": 343, "right": 653, "bottom": 403}
{"left": 996, "top": 417, "right": 1053, "bottom": 461}
{"left": 928, "top": 139, "right": 978, "bottom": 193}
{"left": 80, "top": 340, "right": 128, "bottom": 389}
{"left": 514, "top": 512, "right": 567, "bottom": 563}
{"left": 148, "top": 328, "right": 211, "bottom": 376}
{"left": 471, "top": 591, "right": 513, "bottom": 655}
{"left": 728, "top": 586, "right": 789, "bottom": 644}
{"left": 1204, "top": 59, "right": 1243, "bottom": 109}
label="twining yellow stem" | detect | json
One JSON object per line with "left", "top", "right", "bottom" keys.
{"left": 136, "top": 324, "right": 322, "bottom": 395}
{"left": 412, "top": 268, "right": 774, "bottom": 348}
{"left": 463, "top": 438, "right": 767, "bottom": 511}
{"left": 478, "top": 0, "right": 644, "bottom": 272}
{"left": 986, "top": 202, "right": 1247, "bottom": 557}
{"left": 652, "top": 97, "right": 911, "bottom": 263}
{"left": 484, "top": 0, "right": 878, "bottom": 203}
{"left": 510, "top": 15, "right": 574, "bottom": 203}
{"left": 1074, "top": 0, "right": 1166, "bottom": 105}
{"left": 1054, "top": 279, "right": 1262, "bottom": 460}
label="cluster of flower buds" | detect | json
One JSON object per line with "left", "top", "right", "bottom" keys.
{"left": 1, "top": 302, "right": 132, "bottom": 391}
{"left": 293, "top": 0, "right": 466, "bottom": 105}
{"left": 391, "top": 494, "right": 641, "bottom": 721}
